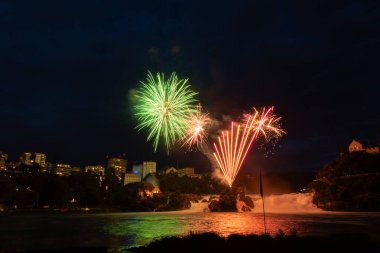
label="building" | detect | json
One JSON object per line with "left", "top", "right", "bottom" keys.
{"left": 178, "top": 167, "right": 194, "bottom": 175}
{"left": 84, "top": 165, "right": 105, "bottom": 176}
{"left": 145, "top": 173, "right": 160, "bottom": 190}
{"left": 163, "top": 166, "right": 201, "bottom": 178}
{"left": 164, "top": 167, "right": 178, "bottom": 174}
{"left": 132, "top": 164, "right": 143, "bottom": 176}
{"left": 19, "top": 152, "right": 46, "bottom": 168}
{"left": 84, "top": 165, "right": 104, "bottom": 187}
{"left": 107, "top": 157, "right": 127, "bottom": 179}
{"left": 33, "top": 153, "right": 46, "bottom": 167}
{"left": 54, "top": 164, "right": 72, "bottom": 176}
{"left": 45, "top": 162, "right": 53, "bottom": 173}
{"left": 0, "top": 152, "right": 8, "bottom": 170}
{"left": 179, "top": 167, "right": 202, "bottom": 179}
{"left": 124, "top": 173, "right": 142, "bottom": 185}
{"left": 71, "top": 166, "right": 82, "bottom": 175}
{"left": 349, "top": 139, "right": 379, "bottom": 154}
{"left": 137, "top": 182, "right": 160, "bottom": 198}
{"left": 20, "top": 152, "right": 33, "bottom": 165}
{"left": 142, "top": 161, "right": 156, "bottom": 179}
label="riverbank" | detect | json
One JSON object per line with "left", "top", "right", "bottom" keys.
{"left": 3, "top": 232, "right": 377, "bottom": 253}
{"left": 128, "top": 231, "right": 380, "bottom": 253}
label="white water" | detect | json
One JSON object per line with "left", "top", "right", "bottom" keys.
{"left": 250, "top": 193, "right": 322, "bottom": 213}
{"left": 187, "top": 196, "right": 213, "bottom": 212}
{"left": 190, "top": 193, "right": 323, "bottom": 213}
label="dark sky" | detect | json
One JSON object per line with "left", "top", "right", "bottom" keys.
{"left": 1, "top": 0, "right": 379, "bottom": 173}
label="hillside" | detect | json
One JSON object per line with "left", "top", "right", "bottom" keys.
{"left": 310, "top": 152, "right": 380, "bottom": 211}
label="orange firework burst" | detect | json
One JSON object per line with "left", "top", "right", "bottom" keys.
{"left": 181, "top": 104, "right": 211, "bottom": 149}
{"left": 213, "top": 107, "right": 284, "bottom": 187}
{"left": 246, "top": 106, "right": 285, "bottom": 139}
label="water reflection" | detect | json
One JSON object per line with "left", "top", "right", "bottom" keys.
{"left": 103, "top": 213, "right": 183, "bottom": 248}
{"left": 1, "top": 211, "right": 380, "bottom": 252}
{"left": 102, "top": 212, "right": 380, "bottom": 251}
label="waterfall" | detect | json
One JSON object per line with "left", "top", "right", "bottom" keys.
{"left": 188, "top": 193, "right": 323, "bottom": 213}
{"left": 250, "top": 193, "right": 322, "bottom": 213}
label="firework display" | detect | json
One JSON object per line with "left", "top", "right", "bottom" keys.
{"left": 133, "top": 71, "right": 284, "bottom": 187}
{"left": 181, "top": 104, "right": 211, "bottom": 149}
{"left": 212, "top": 107, "right": 284, "bottom": 187}
{"left": 245, "top": 107, "right": 284, "bottom": 139}
{"left": 133, "top": 71, "right": 197, "bottom": 153}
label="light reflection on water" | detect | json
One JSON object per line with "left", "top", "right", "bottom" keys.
{"left": 1, "top": 211, "right": 380, "bottom": 252}
{"left": 101, "top": 211, "right": 380, "bottom": 250}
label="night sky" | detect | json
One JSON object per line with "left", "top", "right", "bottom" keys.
{"left": 1, "top": 1, "right": 379, "bottom": 173}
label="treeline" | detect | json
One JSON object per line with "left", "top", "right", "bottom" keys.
{"left": 159, "top": 173, "right": 225, "bottom": 194}
{"left": 0, "top": 172, "right": 116, "bottom": 209}
{"left": 310, "top": 152, "right": 380, "bottom": 211}
{"left": 0, "top": 171, "right": 226, "bottom": 211}
{"left": 113, "top": 173, "right": 226, "bottom": 211}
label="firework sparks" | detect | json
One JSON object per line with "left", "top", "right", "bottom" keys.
{"left": 245, "top": 106, "right": 285, "bottom": 139}
{"left": 133, "top": 71, "right": 197, "bottom": 153}
{"left": 181, "top": 104, "right": 211, "bottom": 149}
{"left": 213, "top": 107, "right": 284, "bottom": 187}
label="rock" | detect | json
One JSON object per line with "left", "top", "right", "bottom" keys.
{"left": 219, "top": 191, "right": 237, "bottom": 211}
{"left": 241, "top": 195, "right": 254, "bottom": 209}
{"left": 209, "top": 189, "right": 238, "bottom": 212}
{"left": 208, "top": 200, "right": 221, "bottom": 212}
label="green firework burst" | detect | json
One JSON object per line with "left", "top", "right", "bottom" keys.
{"left": 133, "top": 71, "right": 198, "bottom": 153}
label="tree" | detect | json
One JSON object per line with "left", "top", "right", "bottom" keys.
{"left": 39, "top": 175, "right": 71, "bottom": 208}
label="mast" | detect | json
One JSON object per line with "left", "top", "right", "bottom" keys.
{"left": 260, "top": 168, "right": 267, "bottom": 234}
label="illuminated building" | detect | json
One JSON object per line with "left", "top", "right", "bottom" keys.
{"left": 137, "top": 182, "right": 160, "bottom": 198}
{"left": 84, "top": 165, "right": 104, "bottom": 187}
{"left": 164, "top": 166, "right": 202, "bottom": 178}
{"left": 54, "top": 164, "right": 72, "bottom": 176}
{"left": 132, "top": 164, "right": 143, "bottom": 176}
{"left": 45, "top": 162, "right": 53, "bottom": 173}
{"left": 144, "top": 173, "right": 160, "bottom": 193}
{"left": 164, "top": 167, "right": 178, "bottom": 174}
{"left": 107, "top": 157, "right": 127, "bottom": 179}
{"left": 142, "top": 161, "right": 156, "bottom": 179}
{"left": 124, "top": 173, "right": 141, "bottom": 185}
{"left": 84, "top": 165, "right": 105, "bottom": 176}
{"left": 0, "top": 152, "right": 8, "bottom": 170}
{"left": 71, "top": 166, "right": 82, "bottom": 175}
{"left": 33, "top": 153, "right": 46, "bottom": 167}
{"left": 178, "top": 167, "right": 201, "bottom": 178}
{"left": 20, "top": 152, "right": 33, "bottom": 165}
{"left": 178, "top": 167, "right": 194, "bottom": 175}
{"left": 19, "top": 152, "right": 46, "bottom": 170}
{"left": 349, "top": 139, "right": 379, "bottom": 154}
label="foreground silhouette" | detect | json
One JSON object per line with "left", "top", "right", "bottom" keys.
{"left": 129, "top": 231, "right": 379, "bottom": 253}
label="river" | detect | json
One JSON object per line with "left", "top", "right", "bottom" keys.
{"left": 1, "top": 193, "right": 380, "bottom": 252}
